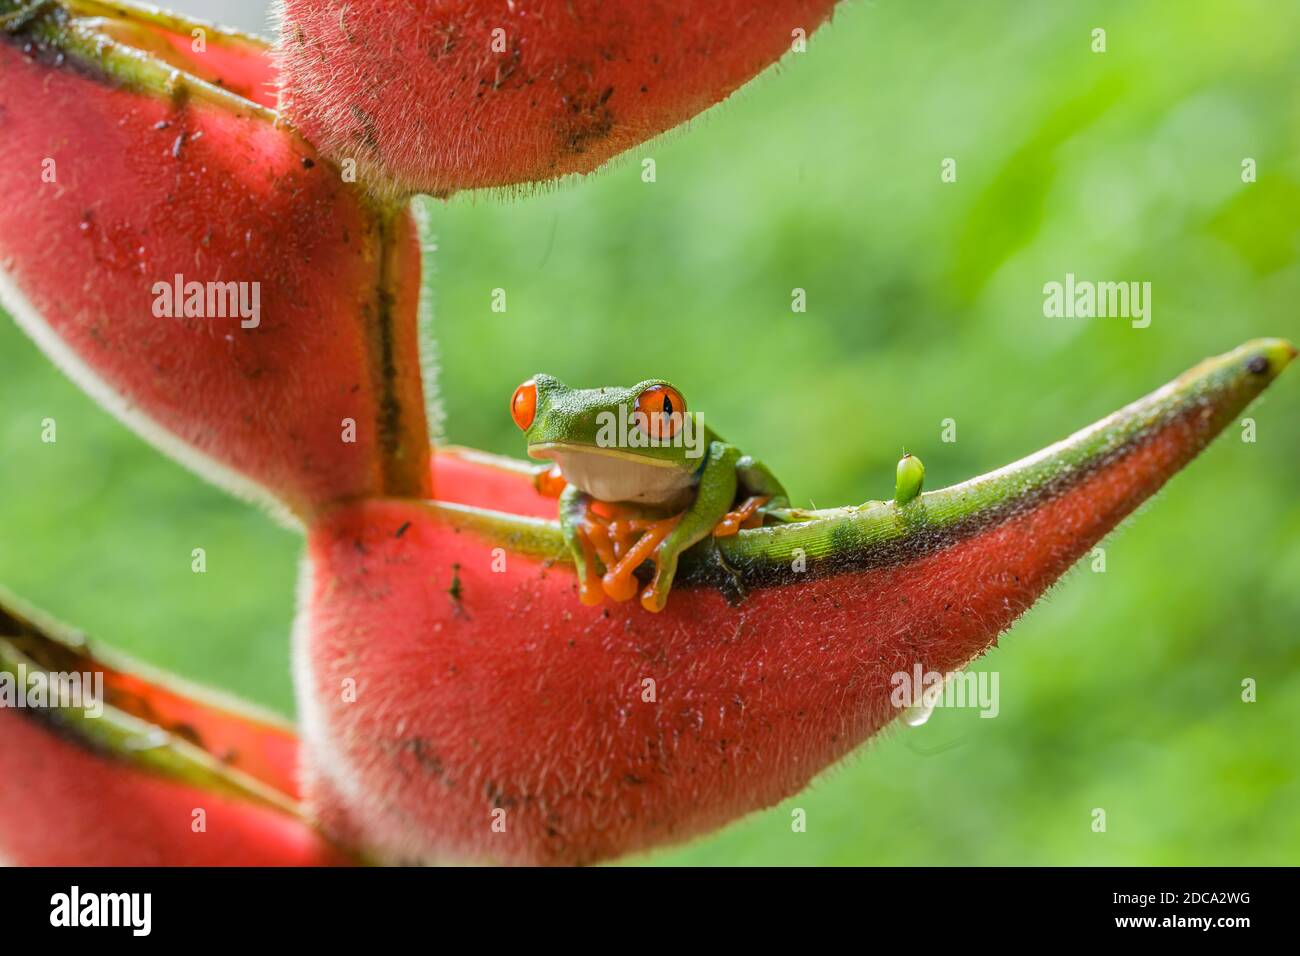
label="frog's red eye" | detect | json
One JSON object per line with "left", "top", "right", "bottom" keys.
{"left": 635, "top": 385, "right": 686, "bottom": 439}
{"left": 511, "top": 379, "right": 537, "bottom": 430}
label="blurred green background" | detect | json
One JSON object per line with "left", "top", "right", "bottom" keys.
{"left": 2, "top": 0, "right": 1298, "bottom": 865}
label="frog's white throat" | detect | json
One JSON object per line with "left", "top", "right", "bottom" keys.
{"left": 529, "top": 444, "right": 697, "bottom": 508}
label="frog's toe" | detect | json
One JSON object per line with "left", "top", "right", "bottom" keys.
{"left": 602, "top": 568, "right": 641, "bottom": 603}
{"left": 578, "top": 576, "right": 605, "bottom": 605}
{"left": 571, "top": 541, "right": 604, "bottom": 605}
{"left": 639, "top": 582, "right": 670, "bottom": 614}
{"left": 639, "top": 553, "right": 680, "bottom": 613}
{"left": 712, "top": 495, "right": 770, "bottom": 537}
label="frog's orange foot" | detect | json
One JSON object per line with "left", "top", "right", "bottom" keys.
{"left": 534, "top": 464, "right": 567, "bottom": 498}
{"left": 712, "top": 496, "right": 770, "bottom": 537}
{"left": 601, "top": 514, "right": 682, "bottom": 605}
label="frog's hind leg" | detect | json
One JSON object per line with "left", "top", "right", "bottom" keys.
{"left": 736, "top": 454, "right": 808, "bottom": 523}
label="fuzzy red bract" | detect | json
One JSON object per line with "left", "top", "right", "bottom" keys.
{"left": 0, "top": 39, "right": 430, "bottom": 521}
{"left": 276, "top": 0, "right": 839, "bottom": 195}
{"left": 430, "top": 452, "right": 555, "bottom": 517}
{"left": 0, "top": 708, "right": 349, "bottom": 866}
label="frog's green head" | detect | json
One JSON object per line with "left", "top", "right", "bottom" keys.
{"left": 510, "top": 374, "right": 707, "bottom": 506}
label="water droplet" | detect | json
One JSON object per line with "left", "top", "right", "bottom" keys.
{"left": 903, "top": 700, "right": 934, "bottom": 727}
{"left": 903, "top": 681, "right": 944, "bottom": 727}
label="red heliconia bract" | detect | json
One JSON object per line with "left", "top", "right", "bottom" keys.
{"left": 0, "top": 1, "right": 1295, "bottom": 866}
{"left": 275, "top": 0, "right": 841, "bottom": 195}
{"left": 0, "top": 707, "right": 351, "bottom": 866}
{"left": 0, "top": 594, "right": 351, "bottom": 866}
{"left": 0, "top": 15, "right": 430, "bottom": 523}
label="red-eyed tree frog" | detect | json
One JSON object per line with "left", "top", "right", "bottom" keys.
{"left": 511, "top": 375, "right": 789, "bottom": 612}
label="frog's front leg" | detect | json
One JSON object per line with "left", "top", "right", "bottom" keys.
{"left": 637, "top": 441, "right": 740, "bottom": 612}
{"left": 558, "top": 484, "right": 607, "bottom": 605}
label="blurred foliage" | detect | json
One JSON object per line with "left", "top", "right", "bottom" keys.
{"left": 1, "top": 0, "right": 1297, "bottom": 865}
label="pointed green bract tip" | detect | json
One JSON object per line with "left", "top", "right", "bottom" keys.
{"left": 895, "top": 453, "right": 925, "bottom": 506}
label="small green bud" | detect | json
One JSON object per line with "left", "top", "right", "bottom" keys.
{"left": 895, "top": 453, "right": 925, "bottom": 505}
